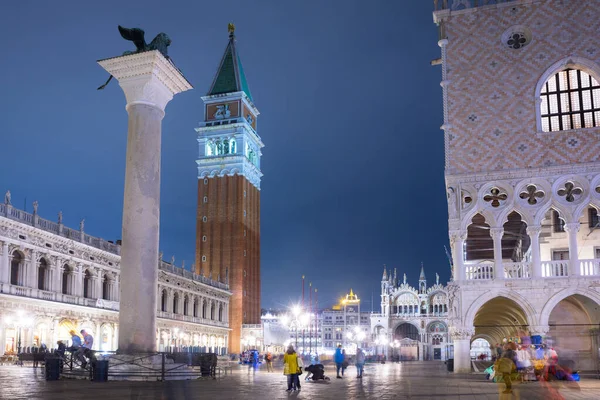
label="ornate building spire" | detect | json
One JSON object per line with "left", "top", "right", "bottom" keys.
{"left": 207, "top": 23, "right": 253, "bottom": 100}
{"left": 419, "top": 262, "right": 427, "bottom": 294}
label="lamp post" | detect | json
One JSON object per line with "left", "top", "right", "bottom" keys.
{"left": 173, "top": 328, "right": 179, "bottom": 351}
{"left": 3, "top": 310, "right": 33, "bottom": 354}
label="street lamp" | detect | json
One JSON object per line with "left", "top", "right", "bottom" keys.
{"left": 3, "top": 310, "right": 33, "bottom": 354}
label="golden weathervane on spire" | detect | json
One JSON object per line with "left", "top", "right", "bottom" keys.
{"left": 228, "top": 23, "right": 236, "bottom": 35}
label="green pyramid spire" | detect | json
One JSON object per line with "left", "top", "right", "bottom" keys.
{"left": 207, "top": 24, "right": 253, "bottom": 101}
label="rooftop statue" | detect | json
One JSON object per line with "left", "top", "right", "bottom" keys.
{"left": 97, "top": 25, "right": 172, "bottom": 90}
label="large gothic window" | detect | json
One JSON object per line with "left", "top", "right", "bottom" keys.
{"left": 540, "top": 68, "right": 600, "bottom": 132}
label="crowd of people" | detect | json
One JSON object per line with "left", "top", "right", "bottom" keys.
{"left": 487, "top": 341, "right": 578, "bottom": 395}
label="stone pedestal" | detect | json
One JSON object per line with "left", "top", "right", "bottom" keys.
{"left": 98, "top": 51, "right": 192, "bottom": 353}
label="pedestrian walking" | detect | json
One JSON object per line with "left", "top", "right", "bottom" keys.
{"left": 341, "top": 350, "right": 349, "bottom": 376}
{"left": 283, "top": 345, "right": 300, "bottom": 392}
{"left": 355, "top": 348, "right": 365, "bottom": 378}
{"left": 334, "top": 344, "right": 345, "bottom": 378}
{"left": 495, "top": 342, "right": 517, "bottom": 395}
{"left": 265, "top": 351, "right": 274, "bottom": 372}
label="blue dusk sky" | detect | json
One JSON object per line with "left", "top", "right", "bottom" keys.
{"left": 0, "top": 0, "right": 448, "bottom": 310}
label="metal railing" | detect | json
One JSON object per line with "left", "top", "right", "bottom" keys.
{"left": 60, "top": 350, "right": 222, "bottom": 381}
{"left": 434, "top": 0, "right": 516, "bottom": 11}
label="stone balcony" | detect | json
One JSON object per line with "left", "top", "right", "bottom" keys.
{"left": 0, "top": 283, "right": 119, "bottom": 310}
{"left": 462, "top": 258, "right": 600, "bottom": 281}
{"left": 0, "top": 203, "right": 120, "bottom": 255}
{"left": 157, "top": 310, "right": 229, "bottom": 328}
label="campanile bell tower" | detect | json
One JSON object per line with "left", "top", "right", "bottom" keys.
{"left": 195, "top": 24, "right": 263, "bottom": 353}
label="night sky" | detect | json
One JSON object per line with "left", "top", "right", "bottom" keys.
{"left": 0, "top": 0, "right": 449, "bottom": 310}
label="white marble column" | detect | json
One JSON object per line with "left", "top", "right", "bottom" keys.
{"left": 29, "top": 250, "right": 38, "bottom": 288}
{"left": 490, "top": 228, "right": 504, "bottom": 280}
{"left": 1, "top": 242, "right": 9, "bottom": 284}
{"left": 55, "top": 264, "right": 63, "bottom": 294}
{"left": 565, "top": 222, "right": 580, "bottom": 276}
{"left": 95, "top": 270, "right": 102, "bottom": 299}
{"left": 76, "top": 264, "right": 84, "bottom": 296}
{"left": 99, "top": 50, "right": 191, "bottom": 353}
{"left": 450, "top": 327, "right": 474, "bottom": 373}
{"left": 527, "top": 226, "right": 542, "bottom": 278}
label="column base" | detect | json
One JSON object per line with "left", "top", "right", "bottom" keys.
{"left": 453, "top": 339, "right": 472, "bottom": 373}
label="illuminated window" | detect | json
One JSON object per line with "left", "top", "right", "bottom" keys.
{"left": 540, "top": 68, "right": 600, "bottom": 132}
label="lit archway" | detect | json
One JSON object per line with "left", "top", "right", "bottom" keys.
{"left": 545, "top": 293, "right": 600, "bottom": 370}
{"left": 472, "top": 296, "right": 531, "bottom": 346}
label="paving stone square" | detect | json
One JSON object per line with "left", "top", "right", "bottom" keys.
{"left": 1, "top": 362, "right": 598, "bottom": 400}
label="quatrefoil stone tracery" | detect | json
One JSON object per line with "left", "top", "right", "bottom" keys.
{"left": 557, "top": 182, "right": 583, "bottom": 203}
{"left": 483, "top": 187, "right": 508, "bottom": 208}
{"left": 519, "top": 184, "right": 545, "bottom": 205}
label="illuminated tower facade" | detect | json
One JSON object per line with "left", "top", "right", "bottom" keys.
{"left": 195, "top": 25, "right": 263, "bottom": 353}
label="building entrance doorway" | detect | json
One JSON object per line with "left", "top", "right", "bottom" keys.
{"left": 433, "top": 348, "right": 441, "bottom": 360}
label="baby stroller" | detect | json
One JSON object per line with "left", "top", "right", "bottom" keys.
{"left": 305, "top": 364, "right": 330, "bottom": 381}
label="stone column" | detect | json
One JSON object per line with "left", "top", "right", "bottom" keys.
{"left": 95, "top": 270, "right": 103, "bottom": 299}
{"left": 450, "top": 327, "right": 474, "bottom": 373}
{"left": 589, "top": 329, "right": 600, "bottom": 370}
{"left": 565, "top": 223, "right": 580, "bottom": 276}
{"left": 449, "top": 230, "right": 467, "bottom": 281}
{"left": 1, "top": 241, "right": 9, "bottom": 284}
{"left": 490, "top": 228, "right": 504, "bottom": 280}
{"left": 98, "top": 51, "right": 191, "bottom": 353}
{"left": 29, "top": 250, "right": 38, "bottom": 288}
{"left": 527, "top": 226, "right": 542, "bottom": 278}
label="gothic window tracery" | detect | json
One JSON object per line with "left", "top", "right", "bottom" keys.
{"left": 519, "top": 184, "right": 545, "bottom": 205}
{"left": 540, "top": 68, "right": 600, "bottom": 132}
{"left": 557, "top": 181, "right": 584, "bottom": 203}
{"left": 483, "top": 187, "right": 508, "bottom": 208}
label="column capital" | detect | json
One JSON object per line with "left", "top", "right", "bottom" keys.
{"left": 449, "top": 230, "right": 468, "bottom": 241}
{"left": 489, "top": 227, "right": 504, "bottom": 239}
{"left": 526, "top": 225, "right": 543, "bottom": 237}
{"left": 564, "top": 222, "right": 581, "bottom": 233}
{"left": 98, "top": 51, "right": 192, "bottom": 112}
{"left": 449, "top": 326, "right": 474, "bottom": 341}
{"left": 529, "top": 325, "right": 550, "bottom": 336}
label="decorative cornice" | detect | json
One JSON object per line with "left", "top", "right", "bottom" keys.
{"left": 446, "top": 162, "right": 600, "bottom": 185}
{"left": 196, "top": 155, "right": 263, "bottom": 190}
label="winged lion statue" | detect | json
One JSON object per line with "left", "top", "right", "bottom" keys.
{"left": 97, "top": 26, "right": 172, "bottom": 90}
